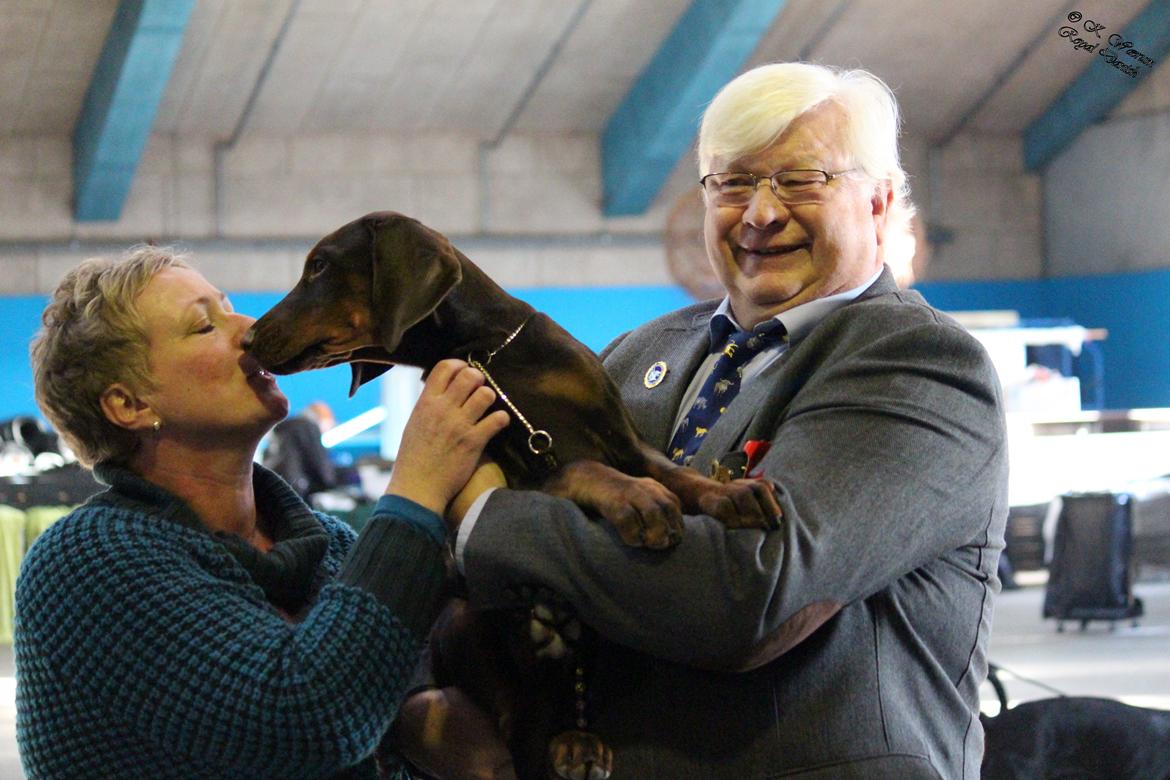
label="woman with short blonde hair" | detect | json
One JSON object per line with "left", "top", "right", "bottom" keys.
{"left": 18, "top": 248, "right": 508, "bottom": 779}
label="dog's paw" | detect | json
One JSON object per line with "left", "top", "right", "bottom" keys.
{"left": 544, "top": 460, "right": 683, "bottom": 549}
{"left": 696, "top": 478, "right": 782, "bottom": 530}
{"left": 547, "top": 730, "right": 613, "bottom": 780}
{"left": 528, "top": 601, "right": 582, "bottom": 660}
{"left": 600, "top": 475, "right": 684, "bottom": 549}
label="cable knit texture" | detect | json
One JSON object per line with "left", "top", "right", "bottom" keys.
{"left": 15, "top": 464, "right": 444, "bottom": 780}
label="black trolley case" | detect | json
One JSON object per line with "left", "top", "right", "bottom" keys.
{"left": 1042, "top": 492, "right": 1144, "bottom": 631}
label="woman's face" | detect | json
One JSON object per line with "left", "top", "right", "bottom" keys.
{"left": 134, "top": 267, "right": 289, "bottom": 446}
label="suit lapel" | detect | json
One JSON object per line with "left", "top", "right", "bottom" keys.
{"left": 689, "top": 267, "right": 898, "bottom": 472}
{"left": 621, "top": 312, "right": 711, "bottom": 453}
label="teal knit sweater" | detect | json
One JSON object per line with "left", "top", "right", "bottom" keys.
{"left": 15, "top": 463, "right": 446, "bottom": 779}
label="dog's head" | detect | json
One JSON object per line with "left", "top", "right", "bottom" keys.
{"left": 245, "top": 211, "right": 462, "bottom": 394}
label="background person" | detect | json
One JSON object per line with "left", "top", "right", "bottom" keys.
{"left": 18, "top": 247, "right": 508, "bottom": 780}
{"left": 264, "top": 400, "right": 340, "bottom": 500}
{"left": 396, "top": 61, "right": 1008, "bottom": 779}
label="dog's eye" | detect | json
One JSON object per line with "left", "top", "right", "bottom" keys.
{"left": 308, "top": 256, "right": 328, "bottom": 276}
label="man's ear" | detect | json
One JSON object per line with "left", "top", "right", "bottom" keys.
{"left": 871, "top": 181, "right": 894, "bottom": 245}
{"left": 367, "top": 213, "right": 462, "bottom": 352}
{"left": 99, "top": 383, "right": 154, "bottom": 431}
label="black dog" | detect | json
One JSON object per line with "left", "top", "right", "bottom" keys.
{"left": 981, "top": 666, "right": 1170, "bottom": 779}
{"left": 244, "top": 211, "right": 781, "bottom": 779}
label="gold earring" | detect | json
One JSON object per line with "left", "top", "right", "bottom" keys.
{"left": 152, "top": 419, "right": 161, "bottom": 432}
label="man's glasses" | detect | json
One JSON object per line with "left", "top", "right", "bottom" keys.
{"left": 699, "top": 169, "right": 858, "bottom": 206}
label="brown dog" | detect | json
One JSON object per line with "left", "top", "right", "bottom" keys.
{"left": 244, "top": 211, "right": 780, "bottom": 779}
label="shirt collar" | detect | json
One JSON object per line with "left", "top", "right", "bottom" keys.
{"left": 709, "top": 267, "right": 883, "bottom": 348}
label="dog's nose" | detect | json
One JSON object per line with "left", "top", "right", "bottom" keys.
{"left": 240, "top": 326, "right": 256, "bottom": 351}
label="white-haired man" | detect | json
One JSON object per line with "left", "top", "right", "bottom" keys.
{"left": 399, "top": 62, "right": 1007, "bottom": 779}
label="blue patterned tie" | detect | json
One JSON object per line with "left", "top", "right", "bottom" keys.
{"left": 668, "top": 318, "right": 787, "bottom": 466}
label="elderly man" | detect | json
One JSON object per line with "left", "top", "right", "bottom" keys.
{"left": 401, "top": 62, "right": 1007, "bottom": 780}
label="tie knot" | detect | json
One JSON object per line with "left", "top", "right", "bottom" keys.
{"left": 716, "top": 320, "right": 786, "bottom": 363}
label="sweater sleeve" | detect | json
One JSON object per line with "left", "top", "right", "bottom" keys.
{"left": 336, "top": 494, "right": 448, "bottom": 639}
{"left": 15, "top": 499, "right": 447, "bottom": 779}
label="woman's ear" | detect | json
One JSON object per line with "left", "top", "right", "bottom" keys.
{"left": 100, "top": 384, "right": 154, "bottom": 431}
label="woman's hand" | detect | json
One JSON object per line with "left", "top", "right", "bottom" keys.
{"left": 387, "top": 360, "right": 509, "bottom": 516}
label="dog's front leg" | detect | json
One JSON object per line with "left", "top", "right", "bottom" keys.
{"left": 542, "top": 460, "right": 683, "bottom": 549}
{"left": 640, "top": 447, "right": 782, "bottom": 531}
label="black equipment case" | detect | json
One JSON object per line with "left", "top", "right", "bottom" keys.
{"left": 1042, "top": 492, "right": 1144, "bottom": 631}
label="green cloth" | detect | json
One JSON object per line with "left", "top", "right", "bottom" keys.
{"left": 24, "top": 505, "right": 71, "bottom": 552}
{"left": 0, "top": 505, "right": 26, "bottom": 644}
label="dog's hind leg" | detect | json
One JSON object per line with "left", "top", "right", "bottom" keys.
{"left": 547, "top": 730, "right": 613, "bottom": 780}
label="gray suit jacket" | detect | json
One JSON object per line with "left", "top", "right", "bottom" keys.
{"left": 463, "top": 269, "right": 1008, "bottom": 779}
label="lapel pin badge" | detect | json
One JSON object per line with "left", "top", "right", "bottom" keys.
{"left": 643, "top": 360, "right": 668, "bottom": 388}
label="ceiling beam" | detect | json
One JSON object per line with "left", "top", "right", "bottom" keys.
{"left": 1024, "top": 0, "right": 1170, "bottom": 171}
{"left": 72, "top": 0, "right": 195, "bottom": 221}
{"left": 601, "top": 0, "right": 787, "bottom": 216}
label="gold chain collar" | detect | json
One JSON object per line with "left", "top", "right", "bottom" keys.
{"left": 467, "top": 315, "right": 554, "bottom": 459}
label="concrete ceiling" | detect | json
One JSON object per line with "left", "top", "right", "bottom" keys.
{"left": 1, "top": 0, "right": 1150, "bottom": 140}
{"left": 3, "top": 0, "right": 1165, "bottom": 222}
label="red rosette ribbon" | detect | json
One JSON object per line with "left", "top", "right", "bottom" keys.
{"left": 743, "top": 439, "right": 772, "bottom": 478}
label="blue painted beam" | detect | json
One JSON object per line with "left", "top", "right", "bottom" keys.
{"left": 1024, "top": 0, "right": 1170, "bottom": 171}
{"left": 601, "top": 0, "right": 787, "bottom": 216}
{"left": 73, "top": 0, "right": 195, "bottom": 221}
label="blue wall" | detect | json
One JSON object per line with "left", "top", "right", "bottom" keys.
{"left": 916, "top": 268, "right": 1170, "bottom": 410}
{"left": 5, "top": 271, "right": 1168, "bottom": 427}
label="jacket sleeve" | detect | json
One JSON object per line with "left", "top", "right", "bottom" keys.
{"left": 16, "top": 501, "right": 445, "bottom": 778}
{"left": 461, "top": 313, "right": 1007, "bottom": 670}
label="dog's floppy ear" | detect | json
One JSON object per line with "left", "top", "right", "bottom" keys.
{"left": 367, "top": 213, "right": 463, "bottom": 352}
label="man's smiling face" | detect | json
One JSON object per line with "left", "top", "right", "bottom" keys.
{"left": 702, "top": 101, "right": 892, "bottom": 328}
